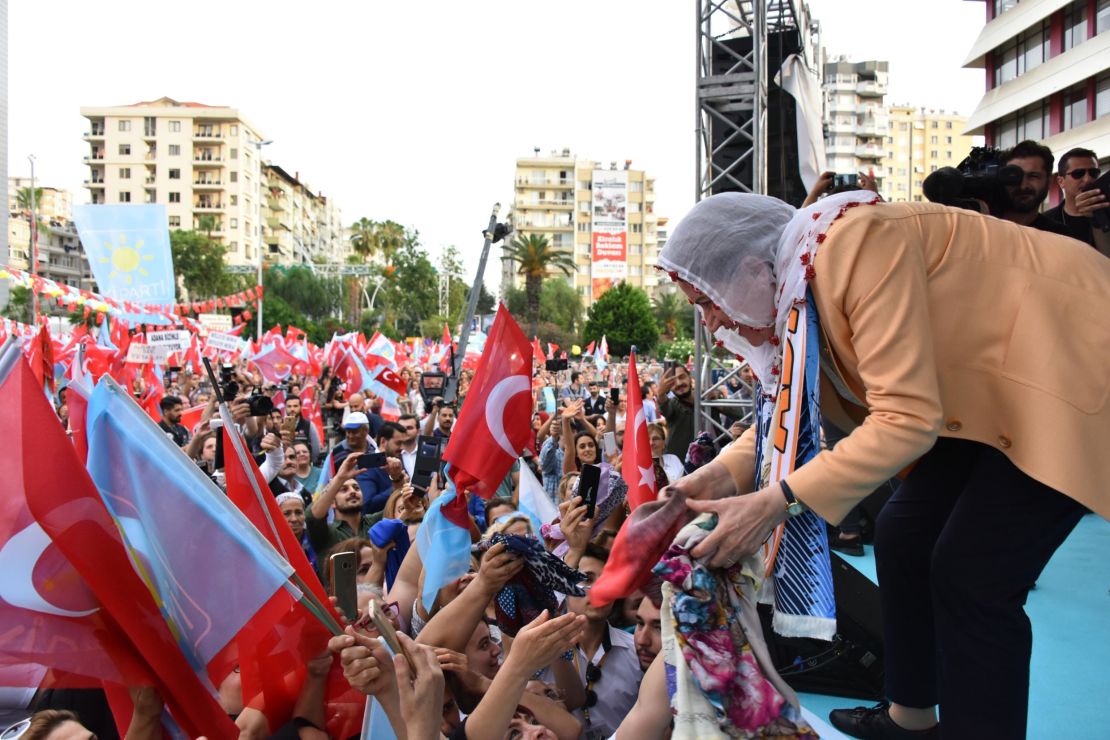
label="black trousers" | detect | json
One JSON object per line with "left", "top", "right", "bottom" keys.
{"left": 874, "top": 437, "right": 1084, "bottom": 739}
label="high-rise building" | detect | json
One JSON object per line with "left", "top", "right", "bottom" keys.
{"left": 261, "top": 165, "right": 346, "bottom": 265}
{"left": 881, "top": 107, "right": 977, "bottom": 202}
{"left": 80, "top": 97, "right": 270, "bottom": 267}
{"left": 823, "top": 58, "right": 889, "bottom": 186}
{"left": 8, "top": 178, "right": 72, "bottom": 222}
{"left": 506, "top": 149, "right": 659, "bottom": 306}
{"left": 962, "top": 0, "right": 1109, "bottom": 197}
{"left": 7, "top": 216, "right": 95, "bottom": 291}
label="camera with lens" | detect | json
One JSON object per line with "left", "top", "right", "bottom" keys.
{"left": 420, "top": 371, "right": 446, "bottom": 405}
{"left": 218, "top": 362, "right": 273, "bottom": 416}
{"left": 923, "top": 146, "right": 1024, "bottom": 215}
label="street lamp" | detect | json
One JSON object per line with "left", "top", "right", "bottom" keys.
{"left": 253, "top": 139, "right": 273, "bottom": 338}
{"left": 28, "top": 155, "right": 38, "bottom": 324}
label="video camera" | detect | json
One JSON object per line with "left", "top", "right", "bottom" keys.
{"left": 218, "top": 362, "right": 273, "bottom": 417}
{"left": 420, "top": 371, "right": 446, "bottom": 405}
{"left": 922, "top": 146, "right": 1024, "bottom": 215}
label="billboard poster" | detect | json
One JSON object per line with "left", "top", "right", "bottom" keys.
{"left": 591, "top": 170, "right": 627, "bottom": 298}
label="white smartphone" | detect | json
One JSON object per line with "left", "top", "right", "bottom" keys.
{"left": 603, "top": 431, "right": 617, "bottom": 457}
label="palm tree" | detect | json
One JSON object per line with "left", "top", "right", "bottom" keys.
{"left": 349, "top": 217, "right": 377, "bottom": 261}
{"left": 501, "top": 233, "right": 576, "bottom": 336}
{"left": 349, "top": 219, "right": 406, "bottom": 266}
{"left": 652, "top": 289, "right": 685, "bottom": 339}
{"left": 196, "top": 214, "right": 219, "bottom": 242}
{"left": 15, "top": 187, "right": 43, "bottom": 212}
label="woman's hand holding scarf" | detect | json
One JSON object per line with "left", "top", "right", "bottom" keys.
{"left": 686, "top": 484, "right": 788, "bottom": 567}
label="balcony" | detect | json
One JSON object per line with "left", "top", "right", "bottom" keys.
{"left": 193, "top": 156, "right": 222, "bottom": 166}
{"left": 267, "top": 196, "right": 285, "bottom": 211}
{"left": 857, "top": 121, "right": 889, "bottom": 138}
{"left": 825, "top": 142, "right": 856, "bottom": 156}
{"left": 856, "top": 80, "right": 886, "bottom": 97}
{"left": 83, "top": 179, "right": 105, "bottom": 188}
{"left": 144, "top": 177, "right": 156, "bottom": 185}
{"left": 142, "top": 130, "right": 157, "bottom": 140}
{"left": 193, "top": 180, "right": 223, "bottom": 189}
{"left": 515, "top": 178, "right": 574, "bottom": 188}
{"left": 193, "top": 202, "right": 224, "bottom": 212}
{"left": 193, "top": 131, "right": 223, "bottom": 141}
{"left": 82, "top": 154, "right": 105, "bottom": 163}
{"left": 83, "top": 129, "right": 105, "bottom": 140}
{"left": 855, "top": 143, "right": 883, "bottom": 160}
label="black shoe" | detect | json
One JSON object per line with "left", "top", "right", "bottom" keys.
{"left": 830, "top": 536, "right": 865, "bottom": 557}
{"left": 829, "top": 703, "right": 939, "bottom": 739}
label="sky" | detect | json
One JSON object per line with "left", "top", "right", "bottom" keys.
{"left": 9, "top": 0, "right": 986, "bottom": 294}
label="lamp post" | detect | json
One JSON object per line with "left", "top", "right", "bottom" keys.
{"left": 28, "top": 155, "right": 39, "bottom": 324}
{"left": 253, "top": 139, "right": 273, "bottom": 338}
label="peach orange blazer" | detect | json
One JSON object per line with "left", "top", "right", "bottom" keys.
{"left": 717, "top": 202, "right": 1109, "bottom": 525}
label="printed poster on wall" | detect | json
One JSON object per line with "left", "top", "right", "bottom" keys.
{"left": 590, "top": 169, "right": 627, "bottom": 299}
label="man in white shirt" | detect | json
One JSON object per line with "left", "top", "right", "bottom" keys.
{"left": 397, "top": 413, "right": 420, "bottom": 479}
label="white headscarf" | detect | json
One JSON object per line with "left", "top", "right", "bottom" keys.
{"left": 658, "top": 190, "right": 879, "bottom": 389}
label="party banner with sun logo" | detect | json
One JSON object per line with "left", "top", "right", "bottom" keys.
{"left": 72, "top": 205, "right": 175, "bottom": 307}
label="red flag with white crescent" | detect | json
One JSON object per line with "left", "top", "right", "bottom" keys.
{"left": 621, "top": 352, "right": 656, "bottom": 510}
{"left": 441, "top": 303, "right": 532, "bottom": 499}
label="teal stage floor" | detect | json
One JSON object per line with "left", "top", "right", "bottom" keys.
{"left": 797, "top": 514, "right": 1110, "bottom": 739}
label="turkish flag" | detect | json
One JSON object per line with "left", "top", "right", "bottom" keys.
{"left": 222, "top": 423, "right": 364, "bottom": 738}
{"left": 376, "top": 366, "right": 407, "bottom": 397}
{"left": 442, "top": 303, "right": 532, "bottom": 499}
{"left": 621, "top": 352, "right": 656, "bottom": 510}
{"left": 2, "top": 352, "right": 238, "bottom": 737}
{"left": 533, "top": 337, "right": 546, "bottom": 364}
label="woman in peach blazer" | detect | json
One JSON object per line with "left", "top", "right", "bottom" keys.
{"left": 657, "top": 193, "right": 1109, "bottom": 739}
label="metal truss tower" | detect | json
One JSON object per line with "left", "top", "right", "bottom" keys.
{"left": 693, "top": 0, "right": 813, "bottom": 441}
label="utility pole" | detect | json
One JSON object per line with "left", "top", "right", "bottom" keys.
{"left": 28, "top": 155, "right": 39, "bottom": 324}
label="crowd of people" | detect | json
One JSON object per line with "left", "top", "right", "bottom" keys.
{"left": 12, "top": 138, "right": 1108, "bottom": 740}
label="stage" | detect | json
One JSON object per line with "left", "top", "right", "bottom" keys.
{"left": 798, "top": 514, "right": 1110, "bottom": 739}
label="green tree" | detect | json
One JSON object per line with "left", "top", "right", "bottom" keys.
{"left": 504, "top": 279, "right": 582, "bottom": 336}
{"left": 376, "top": 232, "right": 438, "bottom": 337}
{"left": 195, "top": 214, "right": 220, "bottom": 242}
{"left": 582, "top": 282, "right": 659, "bottom": 356}
{"left": 264, "top": 265, "right": 344, "bottom": 325}
{"left": 1, "top": 286, "right": 34, "bottom": 324}
{"left": 170, "top": 229, "right": 233, "bottom": 301}
{"left": 500, "top": 233, "right": 575, "bottom": 336}
{"left": 349, "top": 218, "right": 406, "bottom": 265}
{"left": 652, "top": 289, "right": 695, "bottom": 340}
{"left": 14, "top": 187, "right": 43, "bottom": 212}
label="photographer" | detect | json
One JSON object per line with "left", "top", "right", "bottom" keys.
{"left": 998, "top": 141, "right": 1069, "bottom": 234}
{"left": 1044, "top": 147, "right": 1110, "bottom": 255}
{"left": 422, "top": 399, "right": 455, "bottom": 440}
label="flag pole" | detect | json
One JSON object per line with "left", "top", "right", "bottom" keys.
{"left": 203, "top": 358, "right": 344, "bottom": 636}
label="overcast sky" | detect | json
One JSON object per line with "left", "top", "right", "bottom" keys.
{"left": 9, "top": 0, "right": 985, "bottom": 293}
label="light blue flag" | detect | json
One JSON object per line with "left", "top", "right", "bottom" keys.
{"left": 85, "top": 377, "right": 295, "bottom": 671}
{"left": 72, "top": 204, "right": 175, "bottom": 306}
{"left": 414, "top": 468, "right": 473, "bottom": 613}
{"left": 518, "top": 461, "right": 559, "bottom": 534}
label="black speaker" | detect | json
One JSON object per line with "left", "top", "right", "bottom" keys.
{"left": 708, "top": 30, "right": 809, "bottom": 207}
{"left": 761, "top": 552, "right": 885, "bottom": 700}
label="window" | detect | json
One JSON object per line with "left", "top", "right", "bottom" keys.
{"left": 931, "top": 121, "right": 938, "bottom": 129}
{"left": 118, "top": 191, "right": 131, "bottom": 202}
{"left": 886, "top": 136, "right": 894, "bottom": 144}
{"left": 930, "top": 165, "right": 939, "bottom": 172}
{"left": 118, "top": 120, "right": 131, "bottom": 132}
{"left": 946, "top": 136, "right": 953, "bottom": 144}
{"left": 168, "top": 144, "right": 180, "bottom": 156}
{"left": 230, "top": 172, "right": 238, "bottom": 183}
{"left": 630, "top": 182, "right": 643, "bottom": 193}
{"left": 1064, "top": 1, "right": 1087, "bottom": 51}
{"left": 1097, "top": 72, "right": 1110, "bottom": 119}
{"left": 946, "top": 121, "right": 953, "bottom": 129}
{"left": 930, "top": 135, "right": 938, "bottom": 144}
{"left": 119, "top": 144, "right": 131, "bottom": 155}
{"left": 119, "top": 167, "right": 131, "bottom": 179}
{"left": 169, "top": 121, "right": 181, "bottom": 133}
{"left": 1099, "top": 0, "right": 1110, "bottom": 33}
{"left": 899, "top": 122, "right": 909, "bottom": 131}
{"left": 169, "top": 216, "right": 181, "bottom": 228}
{"left": 143, "top": 117, "right": 156, "bottom": 137}
{"left": 230, "top": 125, "right": 239, "bottom": 135}
{"left": 631, "top": 223, "right": 643, "bottom": 233}
{"left": 930, "top": 150, "right": 939, "bottom": 158}
{"left": 946, "top": 151, "right": 953, "bottom": 159}
{"left": 996, "top": 20, "right": 1049, "bottom": 86}
{"left": 169, "top": 168, "right": 180, "bottom": 179}
{"left": 230, "top": 195, "right": 238, "bottom": 206}
{"left": 169, "top": 192, "right": 181, "bottom": 203}
{"left": 230, "top": 218, "right": 238, "bottom": 228}
{"left": 144, "top": 190, "right": 156, "bottom": 204}
{"left": 230, "top": 148, "right": 238, "bottom": 160}
{"left": 994, "top": 0, "right": 1018, "bottom": 16}
{"left": 1063, "top": 82, "right": 1089, "bottom": 130}
{"left": 577, "top": 222, "right": 590, "bottom": 232}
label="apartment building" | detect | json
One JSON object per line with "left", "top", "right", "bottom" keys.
{"left": 963, "top": 0, "right": 1110, "bottom": 197}
{"left": 7, "top": 216, "right": 96, "bottom": 291}
{"left": 823, "top": 58, "right": 889, "bottom": 186}
{"left": 881, "top": 107, "right": 978, "bottom": 202}
{"left": 506, "top": 149, "right": 659, "bottom": 306}
{"left": 8, "top": 178, "right": 72, "bottom": 222}
{"left": 80, "top": 97, "right": 270, "bottom": 267}
{"left": 262, "top": 165, "right": 346, "bottom": 265}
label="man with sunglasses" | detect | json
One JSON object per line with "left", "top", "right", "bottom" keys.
{"left": 1045, "top": 147, "right": 1109, "bottom": 254}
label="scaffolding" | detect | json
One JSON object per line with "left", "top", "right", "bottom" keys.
{"left": 693, "top": 0, "right": 815, "bottom": 441}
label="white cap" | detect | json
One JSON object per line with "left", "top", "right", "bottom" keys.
{"left": 343, "top": 411, "right": 370, "bottom": 429}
